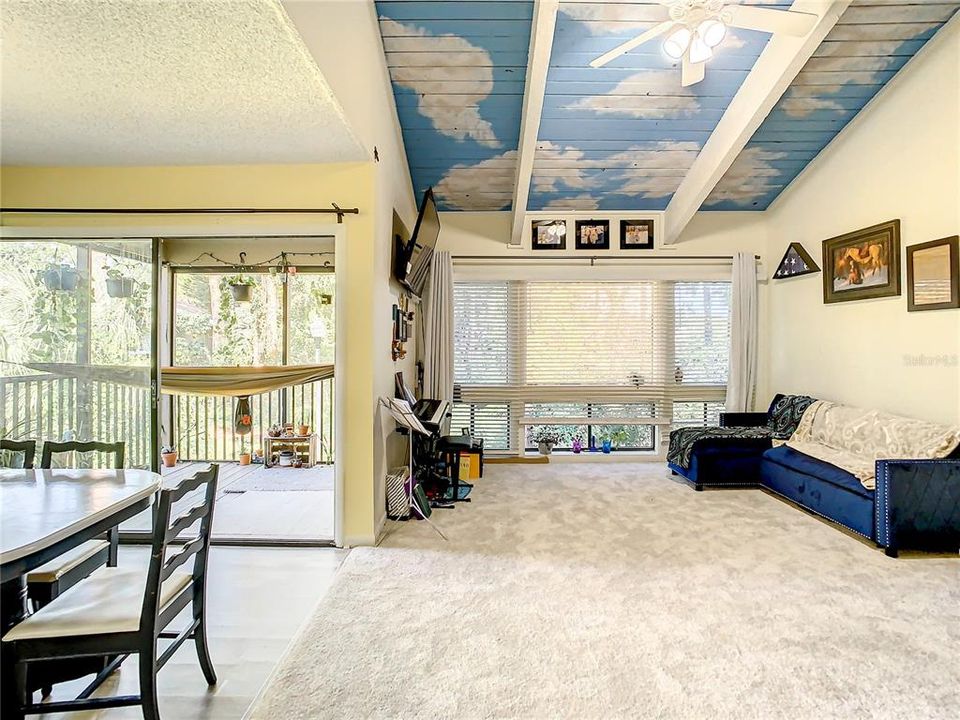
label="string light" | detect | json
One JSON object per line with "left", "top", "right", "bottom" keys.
{"left": 176, "top": 251, "right": 334, "bottom": 270}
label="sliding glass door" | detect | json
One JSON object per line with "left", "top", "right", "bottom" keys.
{"left": 0, "top": 239, "right": 159, "bottom": 469}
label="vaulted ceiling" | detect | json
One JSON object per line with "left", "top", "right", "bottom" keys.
{"left": 378, "top": 0, "right": 959, "bottom": 220}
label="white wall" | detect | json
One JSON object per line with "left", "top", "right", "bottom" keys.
{"left": 765, "top": 18, "right": 960, "bottom": 425}
{"left": 284, "top": 0, "right": 418, "bottom": 540}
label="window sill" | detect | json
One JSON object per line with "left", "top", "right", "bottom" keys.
{"left": 524, "top": 450, "right": 664, "bottom": 463}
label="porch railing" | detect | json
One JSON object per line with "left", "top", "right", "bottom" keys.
{"left": 0, "top": 374, "right": 153, "bottom": 468}
{"left": 173, "top": 378, "right": 334, "bottom": 464}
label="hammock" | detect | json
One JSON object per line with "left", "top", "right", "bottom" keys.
{"left": 17, "top": 362, "right": 333, "bottom": 398}
{"left": 160, "top": 364, "right": 334, "bottom": 397}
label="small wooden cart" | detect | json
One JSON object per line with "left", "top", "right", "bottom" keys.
{"left": 263, "top": 433, "right": 319, "bottom": 468}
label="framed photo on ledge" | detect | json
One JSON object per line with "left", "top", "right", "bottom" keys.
{"left": 822, "top": 219, "right": 900, "bottom": 304}
{"left": 575, "top": 219, "right": 610, "bottom": 250}
{"left": 620, "top": 219, "right": 655, "bottom": 250}
{"left": 531, "top": 220, "right": 567, "bottom": 250}
{"left": 907, "top": 235, "right": 959, "bottom": 311}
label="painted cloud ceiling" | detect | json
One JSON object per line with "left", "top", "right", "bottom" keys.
{"left": 377, "top": 1, "right": 959, "bottom": 213}
{"left": 705, "top": 0, "right": 960, "bottom": 209}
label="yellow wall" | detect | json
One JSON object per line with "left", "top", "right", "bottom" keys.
{"left": 765, "top": 21, "right": 960, "bottom": 425}
{"left": 0, "top": 162, "right": 384, "bottom": 543}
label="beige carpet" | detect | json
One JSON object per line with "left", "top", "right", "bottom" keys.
{"left": 249, "top": 463, "right": 960, "bottom": 719}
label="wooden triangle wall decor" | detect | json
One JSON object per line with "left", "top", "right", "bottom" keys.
{"left": 773, "top": 242, "right": 820, "bottom": 279}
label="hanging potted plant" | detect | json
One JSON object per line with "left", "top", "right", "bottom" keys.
{"left": 160, "top": 444, "right": 178, "bottom": 468}
{"left": 227, "top": 274, "right": 255, "bottom": 302}
{"left": 533, "top": 428, "right": 558, "bottom": 456}
{"left": 104, "top": 264, "right": 136, "bottom": 298}
{"left": 40, "top": 262, "right": 80, "bottom": 292}
{"left": 58, "top": 263, "right": 80, "bottom": 291}
{"left": 41, "top": 264, "right": 62, "bottom": 291}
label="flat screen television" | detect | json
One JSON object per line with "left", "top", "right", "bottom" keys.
{"left": 394, "top": 188, "right": 440, "bottom": 297}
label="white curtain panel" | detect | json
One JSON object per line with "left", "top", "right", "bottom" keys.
{"left": 423, "top": 251, "right": 454, "bottom": 402}
{"left": 726, "top": 252, "right": 758, "bottom": 412}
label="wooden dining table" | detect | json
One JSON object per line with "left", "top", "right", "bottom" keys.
{"left": 0, "top": 468, "right": 161, "bottom": 713}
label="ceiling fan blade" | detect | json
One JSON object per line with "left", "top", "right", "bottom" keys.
{"left": 727, "top": 5, "right": 818, "bottom": 36}
{"left": 681, "top": 53, "right": 705, "bottom": 87}
{"left": 589, "top": 21, "right": 675, "bottom": 68}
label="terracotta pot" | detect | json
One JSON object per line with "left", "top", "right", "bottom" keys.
{"left": 161, "top": 451, "right": 178, "bottom": 468}
{"left": 239, "top": 452, "right": 252, "bottom": 466}
{"left": 298, "top": 424, "right": 310, "bottom": 436}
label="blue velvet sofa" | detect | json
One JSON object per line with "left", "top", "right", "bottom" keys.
{"left": 670, "top": 398, "right": 960, "bottom": 557}
{"left": 667, "top": 394, "right": 785, "bottom": 490}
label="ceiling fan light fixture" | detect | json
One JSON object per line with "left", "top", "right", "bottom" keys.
{"left": 697, "top": 18, "right": 726, "bottom": 49}
{"left": 663, "top": 26, "right": 692, "bottom": 60}
{"left": 689, "top": 32, "right": 713, "bottom": 64}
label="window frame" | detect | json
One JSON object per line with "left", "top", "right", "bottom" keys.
{"left": 452, "top": 279, "right": 731, "bottom": 455}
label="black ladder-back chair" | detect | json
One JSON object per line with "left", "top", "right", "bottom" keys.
{"left": 0, "top": 439, "right": 36, "bottom": 469}
{"left": 30, "top": 441, "right": 127, "bottom": 609}
{"left": 2, "top": 464, "right": 220, "bottom": 720}
{"left": 40, "top": 440, "right": 125, "bottom": 472}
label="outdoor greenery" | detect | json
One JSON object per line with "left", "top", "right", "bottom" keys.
{"left": 0, "top": 242, "right": 152, "bottom": 371}
{"left": 0, "top": 241, "right": 154, "bottom": 467}
{"left": 172, "top": 270, "right": 334, "bottom": 367}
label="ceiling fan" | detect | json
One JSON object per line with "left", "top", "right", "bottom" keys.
{"left": 589, "top": 0, "right": 819, "bottom": 87}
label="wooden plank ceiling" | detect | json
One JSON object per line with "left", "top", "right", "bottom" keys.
{"left": 376, "top": 0, "right": 533, "bottom": 211}
{"left": 529, "top": 0, "right": 775, "bottom": 211}
{"left": 703, "top": 0, "right": 960, "bottom": 209}
{"left": 376, "top": 0, "right": 959, "bottom": 213}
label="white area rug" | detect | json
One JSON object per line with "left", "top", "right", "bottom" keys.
{"left": 249, "top": 464, "right": 960, "bottom": 719}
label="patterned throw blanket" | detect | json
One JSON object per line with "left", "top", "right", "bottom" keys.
{"left": 667, "top": 394, "right": 816, "bottom": 470}
{"left": 667, "top": 426, "right": 772, "bottom": 469}
{"left": 785, "top": 400, "right": 960, "bottom": 490}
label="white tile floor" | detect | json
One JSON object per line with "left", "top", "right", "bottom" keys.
{"left": 35, "top": 545, "right": 349, "bottom": 719}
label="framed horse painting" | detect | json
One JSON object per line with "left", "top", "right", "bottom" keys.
{"left": 822, "top": 220, "right": 901, "bottom": 304}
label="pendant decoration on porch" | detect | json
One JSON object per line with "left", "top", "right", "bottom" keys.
{"left": 227, "top": 253, "right": 256, "bottom": 302}
{"left": 773, "top": 242, "right": 820, "bottom": 280}
{"left": 234, "top": 396, "right": 253, "bottom": 435}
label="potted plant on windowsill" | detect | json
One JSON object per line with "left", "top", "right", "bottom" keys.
{"left": 533, "top": 429, "right": 558, "bottom": 456}
{"left": 226, "top": 274, "right": 255, "bottom": 302}
{"left": 160, "top": 444, "right": 178, "bottom": 468}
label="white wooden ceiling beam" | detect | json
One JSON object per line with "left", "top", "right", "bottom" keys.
{"left": 663, "top": 0, "right": 852, "bottom": 244}
{"left": 509, "top": 0, "right": 559, "bottom": 247}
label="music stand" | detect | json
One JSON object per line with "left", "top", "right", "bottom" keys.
{"left": 379, "top": 397, "right": 447, "bottom": 541}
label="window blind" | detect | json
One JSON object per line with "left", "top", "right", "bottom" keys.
{"left": 452, "top": 280, "right": 731, "bottom": 453}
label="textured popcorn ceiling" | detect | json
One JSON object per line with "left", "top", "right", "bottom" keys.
{"left": 0, "top": 0, "right": 365, "bottom": 165}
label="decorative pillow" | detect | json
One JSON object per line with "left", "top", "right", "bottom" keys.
{"left": 768, "top": 394, "right": 817, "bottom": 439}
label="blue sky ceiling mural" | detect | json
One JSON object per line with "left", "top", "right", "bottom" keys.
{"left": 376, "top": 1, "right": 533, "bottom": 211}
{"left": 704, "top": 1, "right": 960, "bottom": 210}
{"left": 377, "top": 1, "right": 959, "bottom": 213}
